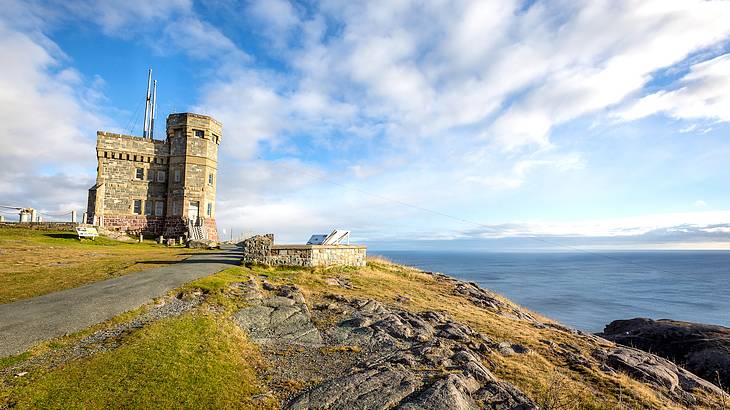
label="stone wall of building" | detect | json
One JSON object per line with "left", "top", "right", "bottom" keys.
{"left": 203, "top": 218, "right": 219, "bottom": 242}
{"left": 242, "top": 234, "right": 366, "bottom": 267}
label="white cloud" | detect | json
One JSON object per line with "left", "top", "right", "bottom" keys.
{"left": 462, "top": 210, "right": 730, "bottom": 239}
{"left": 0, "top": 21, "right": 105, "bottom": 214}
{"left": 617, "top": 53, "right": 730, "bottom": 123}
{"left": 695, "top": 200, "right": 708, "bottom": 208}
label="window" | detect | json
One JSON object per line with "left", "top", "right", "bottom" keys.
{"left": 194, "top": 129, "right": 204, "bottom": 138}
{"left": 133, "top": 199, "right": 142, "bottom": 215}
{"left": 155, "top": 201, "right": 164, "bottom": 216}
{"left": 144, "top": 200, "right": 153, "bottom": 215}
{"left": 173, "top": 201, "right": 181, "bottom": 216}
{"left": 174, "top": 169, "right": 181, "bottom": 182}
{"left": 207, "top": 202, "right": 213, "bottom": 217}
{"left": 208, "top": 173, "right": 214, "bottom": 185}
{"left": 157, "top": 170, "right": 166, "bottom": 182}
{"left": 175, "top": 129, "right": 183, "bottom": 138}
{"left": 135, "top": 168, "right": 144, "bottom": 180}
{"left": 212, "top": 134, "right": 220, "bottom": 144}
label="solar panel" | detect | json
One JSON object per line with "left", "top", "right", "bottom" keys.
{"left": 307, "top": 234, "right": 328, "bottom": 245}
{"left": 306, "top": 229, "right": 351, "bottom": 245}
{"left": 322, "top": 229, "right": 350, "bottom": 245}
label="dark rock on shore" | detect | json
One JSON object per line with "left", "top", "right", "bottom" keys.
{"left": 598, "top": 318, "right": 730, "bottom": 389}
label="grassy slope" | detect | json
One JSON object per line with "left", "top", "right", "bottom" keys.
{"left": 2, "top": 256, "right": 724, "bottom": 409}
{"left": 4, "top": 314, "right": 276, "bottom": 410}
{"left": 0, "top": 226, "right": 201, "bottom": 304}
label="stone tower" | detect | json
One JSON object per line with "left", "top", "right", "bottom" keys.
{"left": 86, "top": 112, "right": 221, "bottom": 242}
{"left": 165, "top": 113, "right": 221, "bottom": 241}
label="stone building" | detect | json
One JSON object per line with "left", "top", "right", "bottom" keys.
{"left": 86, "top": 113, "right": 221, "bottom": 241}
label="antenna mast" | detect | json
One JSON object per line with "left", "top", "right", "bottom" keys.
{"left": 142, "top": 68, "right": 152, "bottom": 138}
{"left": 150, "top": 80, "right": 157, "bottom": 139}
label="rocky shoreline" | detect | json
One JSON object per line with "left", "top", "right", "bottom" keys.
{"left": 231, "top": 269, "right": 727, "bottom": 408}
{"left": 598, "top": 317, "right": 730, "bottom": 391}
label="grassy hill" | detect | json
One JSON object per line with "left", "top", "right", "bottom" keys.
{"left": 0, "top": 225, "right": 201, "bottom": 304}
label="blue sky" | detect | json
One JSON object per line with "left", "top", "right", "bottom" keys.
{"left": 2, "top": 0, "right": 730, "bottom": 249}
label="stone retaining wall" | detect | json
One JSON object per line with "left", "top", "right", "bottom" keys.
{"left": 242, "top": 234, "right": 366, "bottom": 267}
{"left": 0, "top": 222, "right": 78, "bottom": 232}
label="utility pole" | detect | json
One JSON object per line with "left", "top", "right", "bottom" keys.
{"left": 150, "top": 79, "right": 157, "bottom": 139}
{"left": 142, "top": 68, "right": 152, "bottom": 138}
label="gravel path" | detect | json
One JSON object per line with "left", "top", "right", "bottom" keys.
{"left": 0, "top": 245, "right": 241, "bottom": 357}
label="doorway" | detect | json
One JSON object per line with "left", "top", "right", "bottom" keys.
{"left": 188, "top": 201, "right": 199, "bottom": 220}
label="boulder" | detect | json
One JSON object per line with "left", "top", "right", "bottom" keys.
{"left": 187, "top": 239, "right": 219, "bottom": 249}
{"left": 599, "top": 318, "right": 730, "bottom": 388}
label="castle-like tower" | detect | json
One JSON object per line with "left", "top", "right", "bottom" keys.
{"left": 86, "top": 113, "right": 221, "bottom": 241}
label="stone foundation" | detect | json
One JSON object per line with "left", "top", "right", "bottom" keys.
{"left": 242, "top": 234, "right": 366, "bottom": 267}
{"left": 203, "top": 218, "right": 219, "bottom": 242}
{"left": 163, "top": 216, "right": 188, "bottom": 238}
{"left": 101, "top": 215, "right": 166, "bottom": 236}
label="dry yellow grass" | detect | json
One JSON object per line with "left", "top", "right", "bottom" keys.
{"left": 244, "top": 257, "right": 725, "bottom": 409}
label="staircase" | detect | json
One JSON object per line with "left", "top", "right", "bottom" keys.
{"left": 188, "top": 218, "right": 208, "bottom": 241}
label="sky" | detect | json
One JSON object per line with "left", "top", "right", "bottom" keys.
{"left": 2, "top": 0, "right": 730, "bottom": 250}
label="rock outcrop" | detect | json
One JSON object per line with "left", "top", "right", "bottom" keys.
{"left": 187, "top": 239, "right": 219, "bottom": 249}
{"left": 599, "top": 318, "right": 730, "bottom": 389}
{"left": 232, "top": 281, "right": 536, "bottom": 409}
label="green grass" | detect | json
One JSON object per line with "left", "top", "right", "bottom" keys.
{"left": 2, "top": 313, "right": 277, "bottom": 409}
{"left": 0, "top": 226, "right": 201, "bottom": 303}
{"left": 0, "top": 352, "right": 31, "bottom": 370}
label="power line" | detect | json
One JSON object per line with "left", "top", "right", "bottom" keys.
{"left": 125, "top": 97, "right": 144, "bottom": 134}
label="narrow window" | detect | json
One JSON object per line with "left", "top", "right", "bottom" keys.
{"left": 104, "top": 151, "right": 108, "bottom": 158}
{"left": 173, "top": 201, "right": 181, "bottom": 216}
{"left": 194, "top": 129, "right": 204, "bottom": 138}
{"left": 155, "top": 201, "right": 164, "bottom": 216}
{"left": 175, "top": 129, "right": 183, "bottom": 138}
{"left": 174, "top": 169, "right": 181, "bottom": 182}
{"left": 208, "top": 173, "right": 214, "bottom": 185}
{"left": 207, "top": 202, "right": 213, "bottom": 217}
{"left": 147, "top": 168, "right": 154, "bottom": 181}
{"left": 133, "top": 199, "right": 142, "bottom": 215}
{"left": 144, "top": 200, "right": 153, "bottom": 215}
{"left": 135, "top": 168, "right": 144, "bottom": 180}
{"left": 157, "top": 170, "right": 166, "bottom": 183}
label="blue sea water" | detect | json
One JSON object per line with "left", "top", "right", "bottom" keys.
{"left": 372, "top": 250, "right": 730, "bottom": 332}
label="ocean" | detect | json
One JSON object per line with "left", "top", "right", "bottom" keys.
{"left": 372, "top": 250, "right": 730, "bottom": 332}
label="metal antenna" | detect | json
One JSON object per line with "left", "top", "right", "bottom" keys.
{"left": 142, "top": 68, "right": 152, "bottom": 138}
{"left": 150, "top": 80, "right": 157, "bottom": 139}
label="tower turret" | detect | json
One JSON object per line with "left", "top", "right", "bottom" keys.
{"left": 165, "top": 113, "right": 222, "bottom": 241}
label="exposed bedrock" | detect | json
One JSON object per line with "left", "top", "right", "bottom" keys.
{"left": 598, "top": 318, "right": 730, "bottom": 389}
{"left": 232, "top": 280, "right": 536, "bottom": 409}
